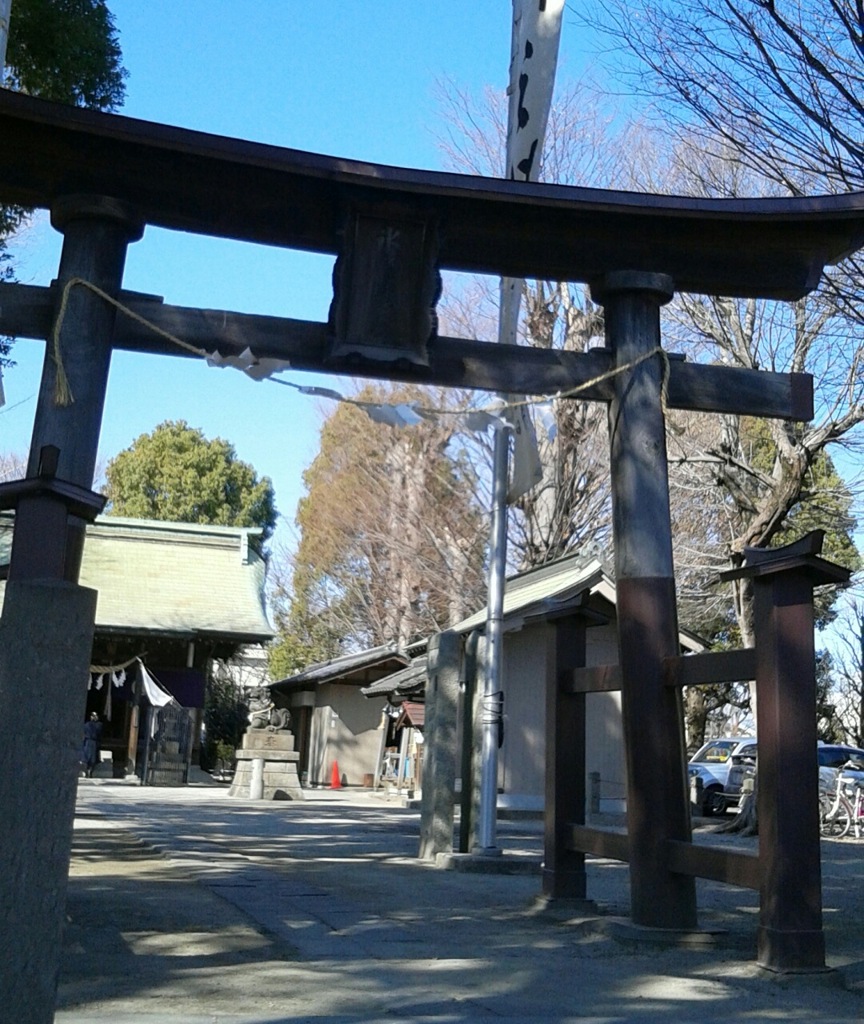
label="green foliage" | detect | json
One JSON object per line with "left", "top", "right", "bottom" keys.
{"left": 680, "top": 425, "right": 860, "bottom": 741}
{"left": 681, "top": 419, "right": 860, "bottom": 646}
{"left": 104, "top": 420, "right": 278, "bottom": 541}
{"left": 740, "top": 421, "right": 860, "bottom": 628}
{"left": 4, "top": 0, "right": 126, "bottom": 109}
{"left": 1, "top": 0, "right": 127, "bottom": 363}
{"left": 815, "top": 649, "right": 844, "bottom": 744}
{"left": 267, "top": 582, "right": 343, "bottom": 681}
{"left": 202, "top": 668, "right": 248, "bottom": 771}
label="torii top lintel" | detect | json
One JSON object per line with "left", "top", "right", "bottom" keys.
{"left": 2, "top": 89, "right": 864, "bottom": 301}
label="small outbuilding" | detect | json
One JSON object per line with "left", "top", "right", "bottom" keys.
{"left": 273, "top": 550, "right": 704, "bottom": 808}
{"left": 270, "top": 644, "right": 411, "bottom": 787}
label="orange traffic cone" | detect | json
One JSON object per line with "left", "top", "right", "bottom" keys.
{"left": 330, "top": 760, "right": 342, "bottom": 789}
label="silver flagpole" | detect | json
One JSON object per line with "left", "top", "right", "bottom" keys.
{"left": 0, "top": 0, "right": 11, "bottom": 78}
{"left": 476, "top": 0, "right": 564, "bottom": 853}
{"left": 0, "top": 0, "right": 11, "bottom": 409}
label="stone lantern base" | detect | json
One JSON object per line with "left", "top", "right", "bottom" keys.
{"left": 228, "top": 728, "right": 305, "bottom": 800}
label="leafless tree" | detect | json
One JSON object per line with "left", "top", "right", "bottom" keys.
{"left": 287, "top": 383, "right": 488, "bottom": 654}
{"left": 434, "top": 76, "right": 655, "bottom": 566}
{"left": 436, "top": 64, "right": 864, "bottom": 746}
{"left": 826, "top": 593, "right": 864, "bottom": 745}
{"left": 0, "top": 449, "right": 26, "bottom": 482}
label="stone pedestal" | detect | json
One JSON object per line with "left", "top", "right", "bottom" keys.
{"left": 0, "top": 579, "right": 98, "bottom": 1024}
{"left": 228, "top": 728, "right": 305, "bottom": 800}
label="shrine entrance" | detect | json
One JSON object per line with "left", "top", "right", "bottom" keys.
{"left": 1, "top": 87, "right": 863, "bottom": 1018}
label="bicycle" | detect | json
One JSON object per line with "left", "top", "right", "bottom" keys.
{"left": 847, "top": 772, "right": 864, "bottom": 839}
{"left": 819, "top": 760, "right": 864, "bottom": 838}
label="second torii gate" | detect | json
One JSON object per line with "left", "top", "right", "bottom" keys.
{"left": 1, "top": 88, "right": 863, "bottom": 1019}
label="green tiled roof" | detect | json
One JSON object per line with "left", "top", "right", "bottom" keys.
{"left": 0, "top": 515, "right": 273, "bottom": 642}
{"left": 449, "top": 551, "right": 614, "bottom": 635}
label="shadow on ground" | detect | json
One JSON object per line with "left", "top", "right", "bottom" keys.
{"left": 56, "top": 790, "right": 864, "bottom": 1022}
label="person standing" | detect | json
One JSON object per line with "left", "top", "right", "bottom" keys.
{"left": 81, "top": 712, "right": 103, "bottom": 778}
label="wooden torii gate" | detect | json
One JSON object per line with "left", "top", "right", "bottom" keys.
{"left": 1, "top": 89, "right": 863, "bottom": 1018}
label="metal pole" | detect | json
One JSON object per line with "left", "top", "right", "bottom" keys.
{"left": 859, "top": 616, "right": 864, "bottom": 747}
{"left": 475, "top": 419, "right": 510, "bottom": 853}
{"left": 473, "top": 0, "right": 564, "bottom": 856}
{"left": 0, "top": 0, "right": 12, "bottom": 78}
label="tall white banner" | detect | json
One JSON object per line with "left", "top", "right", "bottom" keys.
{"left": 500, "top": 0, "right": 565, "bottom": 500}
{"left": 505, "top": 0, "right": 566, "bottom": 185}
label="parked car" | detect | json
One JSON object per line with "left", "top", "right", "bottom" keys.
{"left": 688, "top": 736, "right": 757, "bottom": 815}
{"left": 689, "top": 737, "right": 864, "bottom": 816}
{"left": 818, "top": 744, "right": 864, "bottom": 794}
{"left": 725, "top": 741, "right": 864, "bottom": 803}
{"left": 817, "top": 743, "right": 864, "bottom": 770}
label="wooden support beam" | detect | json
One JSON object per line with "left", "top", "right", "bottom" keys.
{"left": 723, "top": 539, "right": 850, "bottom": 972}
{"left": 665, "top": 840, "right": 761, "bottom": 890}
{"left": 598, "top": 271, "right": 697, "bottom": 931}
{"left": 563, "top": 663, "right": 622, "bottom": 693}
{"left": 663, "top": 648, "right": 757, "bottom": 689}
{"left": 26, "top": 197, "right": 141, "bottom": 580}
{"left": 0, "top": 284, "right": 814, "bottom": 419}
{"left": 565, "top": 823, "right": 630, "bottom": 863}
{"left": 566, "top": 829, "right": 762, "bottom": 892}
{"left": 543, "top": 617, "right": 588, "bottom": 899}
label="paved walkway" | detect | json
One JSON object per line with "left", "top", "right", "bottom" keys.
{"left": 56, "top": 780, "right": 864, "bottom": 1023}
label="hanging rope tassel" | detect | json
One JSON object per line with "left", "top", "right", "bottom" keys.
{"left": 49, "top": 279, "right": 77, "bottom": 406}
{"left": 49, "top": 277, "right": 211, "bottom": 407}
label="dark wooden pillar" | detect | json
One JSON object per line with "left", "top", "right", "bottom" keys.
{"left": 543, "top": 614, "right": 587, "bottom": 899}
{"left": 592, "top": 270, "right": 697, "bottom": 929}
{"left": 28, "top": 195, "right": 143, "bottom": 579}
{"left": 723, "top": 535, "right": 849, "bottom": 971}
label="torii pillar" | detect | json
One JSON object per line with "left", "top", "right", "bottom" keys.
{"left": 0, "top": 195, "right": 141, "bottom": 1024}
{"left": 592, "top": 271, "right": 697, "bottom": 929}
{"left": 30, "top": 195, "right": 144, "bottom": 573}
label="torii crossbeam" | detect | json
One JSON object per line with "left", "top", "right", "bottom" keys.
{"left": 1, "top": 88, "right": 864, "bottom": 1017}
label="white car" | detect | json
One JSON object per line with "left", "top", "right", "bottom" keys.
{"left": 688, "top": 736, "right": 757, "bottom": 816}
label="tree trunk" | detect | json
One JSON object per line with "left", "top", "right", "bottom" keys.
{"left": 715, "top": 774, "right": 758, "bottom": 836}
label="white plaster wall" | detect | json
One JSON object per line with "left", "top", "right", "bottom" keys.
{"left": 584, "top": 622, "right": 626, "bottom": 813}
{"left": 307, "top": 684, "right": 386, "bottom": 787}
{"left": 496, "top": 618, "right": 625, "bottom": 812}
{"left": 498, "top": 628, "right": 546, "bottom": 800}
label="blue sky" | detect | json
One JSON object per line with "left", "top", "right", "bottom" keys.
{"left": 1, "top": 2, "right": 594, "bottom": 546}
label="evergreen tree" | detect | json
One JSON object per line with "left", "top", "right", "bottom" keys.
{"left": 104, "top": 420, "right": 278, "bottom": 542}
{"left": 1, "top": 0, "right": 127, "bottom": 366}
{"left": 3, "top": 0, "right": 126, "bottom": 108}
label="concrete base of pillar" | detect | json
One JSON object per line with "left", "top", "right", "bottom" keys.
{"left": 434, "top": 851, "right": 541, "bottom": 874}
